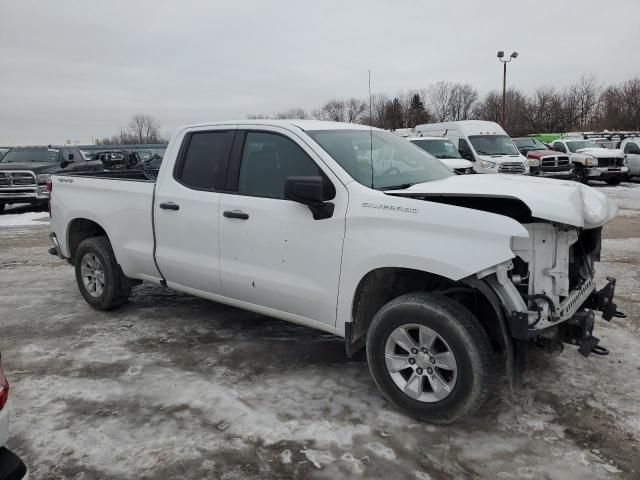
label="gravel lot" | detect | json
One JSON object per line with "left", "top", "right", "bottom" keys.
{"left": 1, "top": 183, "right": 639, "bottom": 480}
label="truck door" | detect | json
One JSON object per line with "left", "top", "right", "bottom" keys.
{"left": 218, "top": 128, "right": 347, "bottom": 327}
{"left": 154, "top": 128, "right": 236, "bottom": 294}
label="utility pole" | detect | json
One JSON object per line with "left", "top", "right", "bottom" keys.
{"left": 497, "top": 51, "right": 518, "bottom": 126}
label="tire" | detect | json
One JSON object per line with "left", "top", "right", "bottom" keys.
{"left": 366, "top": 292, "right": 491, "bottom": 424}
{"left": 0, "top": 203, "right": 4, "bottom": 215}
{"left": 605, "top": 178, "right": 621, "bottom": 186}
{"left": 574, "top": 165, "right": 588, "bottom": 184}
{"left": 74, "top": 236, "right": 131, "bottom": 310}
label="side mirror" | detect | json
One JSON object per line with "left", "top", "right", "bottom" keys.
{"left": 284, "top": 176, "right": 334, "bottom": 220}
{"left": 61, "top": 153, "right": 75, "bottom": 168}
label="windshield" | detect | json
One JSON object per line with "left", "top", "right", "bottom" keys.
{"left": 468, "top": 135, "right": 519, "bottom": 156}
{"left": 513, "top": 138, "right": 547, "bottom": 150}
{"left": 1, "top": 148, "right": 60, "bottom": 163}
{"left": 410, "top": 139, "right": 462, "bottom": 159}
{"left": 307, "top": 129, "right": 453, "bottom": 190}
{"left": 566, "top": 140, "right": 599, "bottom": 152}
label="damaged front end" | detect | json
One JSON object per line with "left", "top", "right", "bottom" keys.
{"left": 479, "top": 223, "right": 625, "bottom": 373}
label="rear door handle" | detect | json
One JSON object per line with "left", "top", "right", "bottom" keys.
{"left": 159, "top": 202, "right": 180, "bottom": 211}
{"left": 223, "top": 210, "right": 249, "bottom": 220}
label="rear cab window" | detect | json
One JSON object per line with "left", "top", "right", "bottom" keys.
{"left": 174, "top": 131, "right": 235, "bottom": 190}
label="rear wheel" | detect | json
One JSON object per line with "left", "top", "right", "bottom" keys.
{"left": 366, "top": 292, "right": 491, "bottom": 424}
{"left": 74, "top": 236, "right": 131, "bottom": 310}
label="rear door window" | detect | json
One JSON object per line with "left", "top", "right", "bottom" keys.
{"left": 175, "top": 131, "right": 235, "bottom": 190}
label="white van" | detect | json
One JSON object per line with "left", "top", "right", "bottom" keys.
{"left": 407, "top": 137, "right": 475, "bottom": 174}
{"left": 415, "top": 120, "right": 529, "bottom": 174}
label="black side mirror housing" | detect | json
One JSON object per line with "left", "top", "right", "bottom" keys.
{"left": 284, "top": 176, "right": 334, "bottom": 220}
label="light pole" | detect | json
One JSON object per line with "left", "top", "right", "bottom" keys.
{"left": 497, "top": 51, "right": 518, "bottom": 126}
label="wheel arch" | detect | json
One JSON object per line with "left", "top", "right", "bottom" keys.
{"left": 346, "top": 267, "right": 512, "bottom": 374}
{"left": 66, "top": 217, "right": 109, "bottom": 262}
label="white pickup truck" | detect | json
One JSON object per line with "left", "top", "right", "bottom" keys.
{"left": 49, "top": 120, "right": 624, "bottom": 423}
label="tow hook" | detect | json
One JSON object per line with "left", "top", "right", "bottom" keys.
{"left": 586, "top": 276, "right": 625, "bottom": 321}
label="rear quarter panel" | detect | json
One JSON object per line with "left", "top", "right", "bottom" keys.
{"left": 51, "top": 175, "right": 160, "bottom": 281}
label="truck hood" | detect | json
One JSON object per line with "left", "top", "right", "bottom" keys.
{"left": 576, "top": 147, "right": 624, "bottom": 158}
{"left": 438, "top": 158, "right": 474, "bottom": 169}
{"left": 527, "top": 149, "right": 564, "bottom": 159}
{"left": 386, "top": 174, "right": 617, "bottom": 229}
{"left": 0, "top": 162, "right": 60, "bottom": 174}
{"left": 477, "top": 154, "right": 525, "bottom": 164}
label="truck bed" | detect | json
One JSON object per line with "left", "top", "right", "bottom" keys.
{"left": 66, "top": 169, "right": 158, "bottom": 182}
{"left": 50, "top": 172, "right": 160, "bottom": 281}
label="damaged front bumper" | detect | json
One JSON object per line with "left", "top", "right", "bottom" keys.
{"left": 509, "top": 276, "right": 626, "bottom": 357}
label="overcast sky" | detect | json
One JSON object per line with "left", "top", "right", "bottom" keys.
{"left": 1, "top": 0, "right": 638, "bottom": 145}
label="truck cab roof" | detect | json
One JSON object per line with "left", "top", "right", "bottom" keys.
{"left": 178, "top": 120, "right": 379, "bottom": 132}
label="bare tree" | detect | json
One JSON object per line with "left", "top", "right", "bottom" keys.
{"left": 360, "top": 93, "right": 390, "bottom": 127}
{"left": 620, "top": 78, "right": 640, "bottom": 130}
{"left": 428, "top": 81, "right": 453, "bottom": 122}
{"left": 345, "top": 98, "right": 367, "bottom": 123}
{"left": 474, "top": 89, "right": 528, "bottom": 135}
{"left": 128, "top": 114, "right": 162, "bottom": 143}
{"left": 527, "top": 86, "right": 566, "bottom": 132}
{"left": 313, "top": 99, "right": 346, "bottom": 122}
{"left": 448, "top": 84, "right": 478, "bottom": 121}
{"left": 563, "top": 75, "right": 601, "bottom": 130}
{"left": 274, "top": 107, "right": 309, "bottom": 119}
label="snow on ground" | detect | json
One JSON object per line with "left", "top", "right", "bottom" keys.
{"left": 0, "top": 181, "right": 639, "bottom": 479}
{"left": 0, "top": 211, "right": 49, "bottom": 227}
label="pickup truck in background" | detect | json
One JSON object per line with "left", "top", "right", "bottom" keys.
{"left": 49, "top": 120, "right": 622, "bottom": 423}
{"left": 0, "top": 146, "right": 103, "bottom": 214}
{"left": 620, "top": 137, "right": 640, "bottom": 179}
{"left": 549, "top": 138, "right": 628, "bottom": 184}
{"left": 512, "top": 137, "right": 574, "bottom": 179}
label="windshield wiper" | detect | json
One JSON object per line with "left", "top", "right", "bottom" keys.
{"left": 381, "top": 183, "right": 416, "bottom": 191}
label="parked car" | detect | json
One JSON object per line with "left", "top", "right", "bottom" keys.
{"left": 0, "top": 146, "right": 103, "bottom": 214}
{"left": 620, "top": 137, "right": 640, "bottom": 179}
{"left": 407, "top": 137, "right": 475, "bottom": 174}
{"left": 415, "top": 121, "right": 529, "bottom": 174}
{"left": 49, "top": 120, "right": 621, "bottom": 424}
{"left": 512, "top": 137, "right": 574, "bottom": 179}
{"left": 549, "top": 138, "right": 628, "bottom": 184}
{"left": 0, "top": 352, "right": 28, "bottom": 479}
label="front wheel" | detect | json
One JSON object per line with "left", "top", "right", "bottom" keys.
{"left": 605, "top": 177, "right": 622, "bottom": 186}
{"left": 574, "top": 166, "right": 588, "bottom": 184}
{"left": 74, "top": 236, "right": 131, "bottom": 310}
{"left": 366, "top": 292, "right": 491, "bottom": 424}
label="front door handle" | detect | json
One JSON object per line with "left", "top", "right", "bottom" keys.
{"left": 223, "top": 210, "right": 249, "bottom": 220}
{"left": 159, "top": 202, "right": 180, "bottom": 211}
